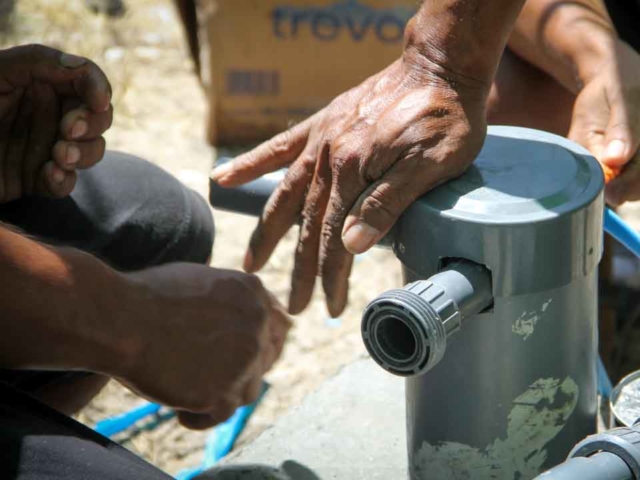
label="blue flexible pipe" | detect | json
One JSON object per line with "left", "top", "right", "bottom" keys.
{"left": 604, "top": 208, "right": 640, "bottom": 259}
{"left": 95, "top": 402, "right": 162, "bottom": 437}
{"left": 537, "top": 209, "right": 640, "bottom": 479}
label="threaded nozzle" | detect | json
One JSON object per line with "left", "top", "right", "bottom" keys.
{"left": 361, "top": 261, "right": 493, "bottom": 377}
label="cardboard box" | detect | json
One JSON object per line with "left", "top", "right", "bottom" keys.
{"left": 195, "top": 0, "right": 418, "bottom": 146}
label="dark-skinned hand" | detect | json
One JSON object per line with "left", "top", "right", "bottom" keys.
{"left": 0, "top": 44, "right": 112, "bottom": 203}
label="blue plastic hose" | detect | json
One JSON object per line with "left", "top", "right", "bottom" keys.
{"left": 604, "top": 208, "right": 640, "bottom": 259}
{"left": 94, "top": 402, "right": 162, "bottom": 437}
{"left": 175, "top": 382, "right": 270, "bottom": 480}
{"left": 597, "top": 209, "right": 639, "bottom": 400}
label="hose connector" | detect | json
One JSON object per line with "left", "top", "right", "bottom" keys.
{"left": 361, "top": 261, "right": 493, "bottom": 377}
{"left": 534, "top": 426, "right": 640, "bottom": 480}
{"left": 568, "top": 427, "right": 640, "bottom": 479}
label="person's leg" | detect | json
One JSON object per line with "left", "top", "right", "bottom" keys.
{"left": 0, "top": 381, "right": 173, "bottom": 480}
{"left": 0, "top": 151, "right": 215, "bottom": 414}
{"left": 0, "top": 150, "right": 214, "bottom": 271}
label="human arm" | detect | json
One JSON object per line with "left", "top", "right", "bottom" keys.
{"left": 508, "top": 0, "right": 640, "bottom": 204}
{"left": 211, "top": 0, "right": 527, "bottom": 316}
{"left": 0, "top": 223, "right": 290, "bottom": 429}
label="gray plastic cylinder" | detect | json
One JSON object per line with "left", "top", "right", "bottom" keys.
{"left": 394, "top": 127, "right": 604, "bottom": 479}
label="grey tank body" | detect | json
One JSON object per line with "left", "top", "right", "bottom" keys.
{"left": 390, "top": 127, "right": 604, "bottom": 479}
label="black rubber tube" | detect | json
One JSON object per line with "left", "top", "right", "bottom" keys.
{"left": 209, "top": 159, "right": 283, "bottom": 217}
{"left": 536, "top": 452, "right": 633, "bottom": 480}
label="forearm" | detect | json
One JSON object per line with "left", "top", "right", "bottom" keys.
{"left": 404, "top": 0, "right": 527, "bottom": 89}
{"left": 508, "top": 0, "right": 616, "bottom": 92}
{"left": 0, "top": 223, "right": 138, "bottom": 375}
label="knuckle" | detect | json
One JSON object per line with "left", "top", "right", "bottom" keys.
{"left": 240, "top": 336, "right": 264, "bottom": 363}
{"left": 238, "top": 150, "right": 259, "bottom": 170}
{"left": 330, "top": 140, "right": 356, "bottom": 164}
{"left": 234, "top": 292, "right": 268, "bottom": 328}
{"left": 319, "top": 225, "right": 347, "bottom": 266}
{"left": 300, "top": 201, "right": 322, "bottom": 227}
{"left": 298, "top": 152, "right": 317, "bottom": 171}
{"left": 320, "top": 214, "right": 343, "bottom": 242}
{"left": 216, "top": 398, "right": 239, "bottom": 422}
{"left": 188, "top": 397, "right": 216, "bottom": 414}
{"left": 25, "top": 44, "right": 50, "bottom": 61}
{"left": 242, "top": 273, "right": 265, "bottom": 295}
{"left": 228, "top": 272, "right": 264, "bottom": 298}
{"left": 52, "top": 141, "right": 66, "bottom": 160}
{"left": 268, "top": 129, "right": 295, "bottom": 157}
{"left": 274, "top": 175, "right": 297, "bottom": 200}
{"left": 362, "top": 186, "right": 398, "bottom": 221}
{"left": 321, "top": 230, "right": 346, "bottom": 259}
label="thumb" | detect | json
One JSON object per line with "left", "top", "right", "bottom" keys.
{"left": 601, "top": 102, "right": 640, "bottom": 168}
{"left": 341, "top": 161, "right": 446, "bottom": 254}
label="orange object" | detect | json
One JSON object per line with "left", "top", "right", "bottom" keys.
{"left": 602, "top": 163, "right": 622, "bottom": 184}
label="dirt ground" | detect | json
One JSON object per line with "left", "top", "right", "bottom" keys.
{"left": 2, "top": 0, "right": 640, "bottom": 477}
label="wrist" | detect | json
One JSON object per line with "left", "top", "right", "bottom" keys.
{"left": 403, "top": 1, "right": 525, "bottom": 91}
{"left": 93, "top": 269, "right": 152, "bottom": 379}
{"left": 0, "top": 227, "right": 144, "bottom": 376}
{"left": 542, "top": 4, "right": 617, "bottom": 88}
{"left": 403, "top": 19, "right": 491, "bottom": 92}
{"left": 570, "top": 28, "right": 617, "bottom": 87}
{"left": 58, "top": 250, "right": 147, "bottom": 379}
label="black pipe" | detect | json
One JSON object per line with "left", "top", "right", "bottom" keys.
{"left": 536, "top": 452, "right": 632, "bottom": 480}
{"left": 209, "top": 158, "right": 284, "bottom": 217}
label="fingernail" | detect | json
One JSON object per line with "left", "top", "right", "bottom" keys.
{"left": 604, "top": 140, "right": 626, "bottom": 162}
{"left": 59, "top": 53, "right": 87, "bottom": 69}
{"left": 210, "top": 163, "right": 233, "bottom": 182}
{"left": 342, "top": 221, "right": 380, "bottom": 254}
{"left": 243, "top": 249, "right": 254, "bottom": 272}
{"left": 71, "top": 119, "right": 88, "bottom": 139}
{"left": 65, "top": 144, "right": 80, "bottom": 167}
{"left": 52, "top": 168, "right": 65, "bottom": 184}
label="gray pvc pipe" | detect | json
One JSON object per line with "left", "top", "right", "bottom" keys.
{"left": 361, "top": 261, "right": 493, "bottom": 376}
{"left": 536, "top": 452, "right": 633, "bottom": 480}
